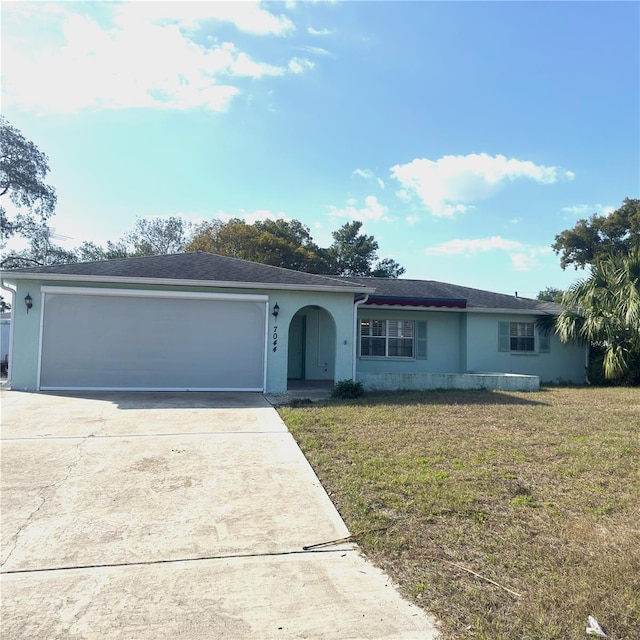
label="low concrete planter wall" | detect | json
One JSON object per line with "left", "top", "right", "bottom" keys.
{"left": 357, "top": 372, "right": 540, "bottom": 392}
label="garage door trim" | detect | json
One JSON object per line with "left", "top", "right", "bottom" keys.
{"left": 38, "top": 286, "right": 270, "bottom": 391}
{"left": 40, "top": 285, "right": 269, "bottom": 303}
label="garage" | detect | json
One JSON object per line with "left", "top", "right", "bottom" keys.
{"left": 38, "top": 287, "right": 268, "bottom": 391}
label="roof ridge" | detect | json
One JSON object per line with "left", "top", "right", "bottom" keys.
{"left": 188, "top": 251, "right": 367, "bottom": 287}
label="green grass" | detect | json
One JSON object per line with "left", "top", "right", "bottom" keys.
{"left": 279, "top": 387, "right": 640, "bottom": 640}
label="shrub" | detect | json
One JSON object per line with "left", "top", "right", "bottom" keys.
{"left": 331, "top": 379, "right": 364, "bottom": 399}
{"left": 588, "top": 345, "right": 640, "bottom": 386}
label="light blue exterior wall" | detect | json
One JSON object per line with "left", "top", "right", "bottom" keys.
{"left": 6, "top": 279, "right": 358, "bottom": 394}
{"left": 353, "top": 307, "right": 587, "bottom": 386}
{"left": 464, "top": 312, "right": 587, "bottom": 384}
{"left": 8, "top": 281, "right": 42, "bottom": 390}
{"left": 5, "top": 278, "right": 589, "bottom": 393}
{"left": 264, "top": 290, "right": 355, "bottom": 392}
{"left": 355, "top": 308, "right": 463, "bottom": 375}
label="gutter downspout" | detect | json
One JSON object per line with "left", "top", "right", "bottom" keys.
{"left": 0, "top": 280, "right": 16, "bottom": 384}
{"left": 352, "top": 293, "right": 369, "bottom": 380}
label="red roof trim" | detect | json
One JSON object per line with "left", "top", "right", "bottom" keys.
{"left": 364, "top": 296, "right": 467, "bottom": 309}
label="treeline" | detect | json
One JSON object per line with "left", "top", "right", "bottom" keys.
{"left": 2, "top": 215, "right": 405, "bottom": 278}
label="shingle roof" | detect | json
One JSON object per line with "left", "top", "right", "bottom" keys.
{"left": 2, "top": 252, "right": 560, "bottom": 312}
{"left": 342, "top": 276, "right": 560, "bottom": 312}
{"left": 1, "top": 252, "right": 368, "bottom": 291}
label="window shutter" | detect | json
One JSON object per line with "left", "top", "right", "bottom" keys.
{"left": 538, "top": 331, "right": 550, "bottom": 353}
{"left": 416, "top": 321, "right": 427, "bottom": 359}
{"left": 498, "top": 322, "right": 510, "bottom": 352}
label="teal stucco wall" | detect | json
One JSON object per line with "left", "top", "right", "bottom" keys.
{"left": 353, "top": 307, "right": 587, "bottom": 386}
{"left": 3, "top": 279, "right": 358, "bottom": 394}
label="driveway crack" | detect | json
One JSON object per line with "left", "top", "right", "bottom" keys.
{"left": 1, "top": 436, "right": 88, "bottom": 570}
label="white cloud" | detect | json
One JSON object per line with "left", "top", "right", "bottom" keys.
{"left": 424, "top": 236, "right": 555, "bottom": 272}
{"left": 216, "top": 209, "right": 288, "bottom": 225}
{"left": 301, "top": 45, "right": 332, "bottom": 57}
{"left": 509, "top": 248, "right": 551, "bottom": 271}
{"left": 509, "top": 252, "right": 534, "bottom": 270}
{"left": 391, "top": 153, "right": 575, "bottom": 217}
{"left": 425, "top": 236, "right": 524, "bottom": 256}
{"left": 288, "top": 57, "right": 315, "bottom": 74}
{"left": 406, "top": 215, "right": 420, "bottom": 226}
{"left": 308, "top": 27, "right": 334, "bottom": 36}
{"left": 2, "top": 3, "right": 306, "bottom": 112}
{"left": 353, "top": 168, "right": 385, "bottom": 189}
{"left": 114, "top": 2, "right": 295, "bottom": 36}
{"left": 328, "top": 195, "right": 391, "bottom": 222}
{"left": 562, "top": 203, "right": 615, "bottom": 216}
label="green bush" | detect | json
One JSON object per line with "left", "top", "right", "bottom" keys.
{"left": 588, "top": 345, "right": 640, "bottom": 386}
{"left": 331, "top": 379, "right": 365, "bottom": 399}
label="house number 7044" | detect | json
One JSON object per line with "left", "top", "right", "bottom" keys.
{"left": 273, "top": 325, "right": 278, "bottom": 352}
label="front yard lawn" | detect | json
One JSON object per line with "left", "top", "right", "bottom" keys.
{"left": 279, "top": 387, "right": 640, "bottom": 640}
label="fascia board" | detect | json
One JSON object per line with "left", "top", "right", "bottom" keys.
{"left": 2, "top": 272, "right": 374, "bottom": 294}
{"left": 467, "top": 307, "right": 556, "bottom": 315}
{"left": 356, "top": 306, "right": 554, "bottom": 315}
{"left": 40, "top": 286, "right": 270, "bottom": 302}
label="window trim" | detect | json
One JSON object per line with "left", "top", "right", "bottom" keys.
{"left": 359, "top": 319, "right": 415, "bottom": 359}
{"left": 510, "top": 322, "right": 535, "bottom": 352}
{"left": 498, "top": 321, "right": 544, "bottom": 354}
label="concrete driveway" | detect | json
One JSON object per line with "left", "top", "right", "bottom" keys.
{"left": 1, "top": 390, "right": 438, "bottom": 639}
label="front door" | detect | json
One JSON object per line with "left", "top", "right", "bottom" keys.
{"left": 287, "top": 314, "right": 306, "bottom": 379}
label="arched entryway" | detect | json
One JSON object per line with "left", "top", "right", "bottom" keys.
{"left": 287, "top": 305, "right": 336, "bottom": 389}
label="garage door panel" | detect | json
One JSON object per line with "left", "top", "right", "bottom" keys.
{"left": 40, "top": 293, "right": 266, "bottom": 390}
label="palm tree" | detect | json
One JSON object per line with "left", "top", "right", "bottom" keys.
{"left": 554, "top": 249, "right": 640, "bottom": 381}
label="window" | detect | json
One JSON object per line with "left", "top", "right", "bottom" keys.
{"left": 360, "top": 319, "right": 414, "bottom": 357}
{"left": 510, "top": 322, "right": 534, "bottom": 351}
{"left": 498, "top": 321, "right": 536, "bottom": 352}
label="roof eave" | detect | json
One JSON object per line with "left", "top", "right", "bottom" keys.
{"left": 467, "top": 307, "right": 556, "bottom": 315}
{"left": 0, "top": 272, "right": 375, "bottom": 294}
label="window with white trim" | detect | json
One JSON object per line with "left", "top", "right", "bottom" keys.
{"left": 360, "top": 319, "right": 414, "bottom": 357}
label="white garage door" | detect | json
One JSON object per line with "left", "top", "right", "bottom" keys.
{"left": 39, "top": 288, "right": 268, "bottom": 391}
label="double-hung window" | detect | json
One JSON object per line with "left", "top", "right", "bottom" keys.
{"left": 498, "top": 321, "right": 548, "bottom": 353}
{"left": 510, "top": 322, "right": 535, "bottom": 352}
{"left": 360, "top": 319, "right": 414, "bottom": 358}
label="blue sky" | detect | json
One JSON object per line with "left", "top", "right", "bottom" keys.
{"left": 2, "top": 1, "right": 638, "bottom": 296}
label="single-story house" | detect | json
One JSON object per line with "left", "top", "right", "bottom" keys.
{"left": 0, "top": 252, "right": 587, "bottom": 393}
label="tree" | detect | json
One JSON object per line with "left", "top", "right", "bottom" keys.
{"left": 124, "top": 216, "right": 191, "bottom": 256}
{"left": 370, "top": 257, "right": 406, "bottom": 279}
{"left": 187, "top": 218, "right": 405, "bottom": 277}
{"left": 552, "top": 198, "right": 640, "bottom": 269}
{"left": 74, "top": 216, "right": 191, "bottom": 262}
{"left": 537, "top": 287, "right": 564, "bottom": 303}
{"left": 187, "top": 218, "right": 330, "bottom": 273}
{"left": 253, "top": 218, "right": 330, "bottom": 273}
{"left": 75, "top": 240, "right": 132, "bottom": 262}
{"left": 1, "top": 223, "right": 77, "bottom": 269}
{"left": 327, "top": 221, "right": 405, "bottom": 277}
{"left": 553, "top": 249, "right": 640, "bottom": 383}
{"left": 1, "top": 117, "right": 57, "bottom": 246}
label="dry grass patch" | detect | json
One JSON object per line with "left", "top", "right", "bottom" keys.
{"left": 279, "top": 387, "right": 640, "bottom": 640}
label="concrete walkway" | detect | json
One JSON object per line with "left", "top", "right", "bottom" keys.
{"left": 1, "top": 390, "right": 438, "bottom": 639}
